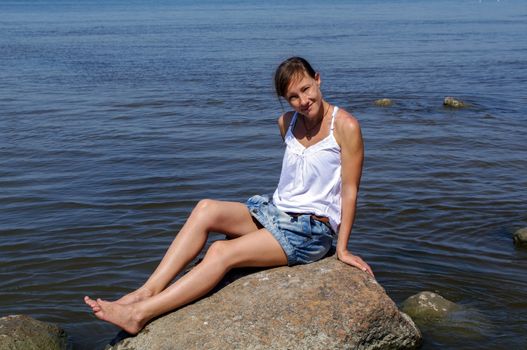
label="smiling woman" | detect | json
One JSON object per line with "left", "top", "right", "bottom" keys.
{"left": 272, "top": 57, "right": 370, "bottom": 273}
{"left": 84, "top": 56, "right": 372, "bottom": 335}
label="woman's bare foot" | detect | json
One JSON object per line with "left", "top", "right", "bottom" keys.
{"left": 86, "top": 297, "right": 146, "bottom": 335}
{"left": 115, "top": 286, "right": 154, "bottom": 305}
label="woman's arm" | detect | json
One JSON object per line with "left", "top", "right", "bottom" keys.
{"left": 334, "top": 111, "right": 374, "bottom": 277}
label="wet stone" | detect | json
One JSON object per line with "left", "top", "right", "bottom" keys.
{"left": 0, "top": 315, "right": 67, "bottom": 350}
{"left": 401, "top": 291, "right": 460, "bottom": 322}
{"left": 443, "top": 96, "right": 466, "bottom": 108}
{"left": 513, "top": 227, "right": 527, "bottom": 246}
{"left": 374, "top": 98, "right": 393, "bottom": 107}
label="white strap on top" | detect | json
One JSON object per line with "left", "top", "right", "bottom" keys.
{"left": 289, "top": 112, "right": 298, "bottom": 132}
{"left": 330, "top": 106, "right": 338, "bottom": 131}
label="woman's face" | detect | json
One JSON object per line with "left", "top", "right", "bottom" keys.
{"left": 284, "top": 71, "right": 323, "bottom": 118}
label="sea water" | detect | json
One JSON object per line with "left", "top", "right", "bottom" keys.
{"left": 1, "top": 1, "right": 526, "bottom": 348}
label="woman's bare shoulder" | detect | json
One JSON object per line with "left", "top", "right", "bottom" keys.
{"left": 334, "top": 108, "right": 362, "bottom": 146}
{"left": 335, "top": 107, "right": 360, "bottom": 131}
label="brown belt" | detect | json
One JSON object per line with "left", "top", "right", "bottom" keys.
{"left": 287, "top": 212, "right": 330, "bottom": 224}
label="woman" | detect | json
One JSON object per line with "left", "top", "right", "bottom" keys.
{"left": 85, "top": 56, "right": 373, "bottom": 335}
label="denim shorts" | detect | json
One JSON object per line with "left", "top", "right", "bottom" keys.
{"left": 246, "top": 194, "right": 335, "bottom": 266}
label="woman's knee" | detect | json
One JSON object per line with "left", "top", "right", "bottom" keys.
{"left": 204, "top": 240, "right": 236, "bottom": 268}
{"left": 191, "top": 199, "right": 220, "bottom": 222}
{"left": 194, "top": 198, "right": 217, "bottom": 212}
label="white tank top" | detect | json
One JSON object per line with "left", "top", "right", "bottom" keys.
{"left": 273, "top": 106, "right": 341, "bottom": 232}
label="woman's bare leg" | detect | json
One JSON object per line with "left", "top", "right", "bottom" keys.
{"left": 112, "top": 199, "right": 259, "bottom": 304}
{"left": 85, "top": 229, "right": 287, "bottom": 334}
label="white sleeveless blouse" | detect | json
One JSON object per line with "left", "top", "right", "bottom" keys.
{"left": 273, "top": 106, "right": 341, "bottom": 232}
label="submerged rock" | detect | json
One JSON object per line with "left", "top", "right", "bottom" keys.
{"left": 374, "top": 98, "right": 393, "bottom": 107}
{"left": 0, "top": 314, "right": 67, "bottom": 350}
{"left": 400, "top": 291, "right": 492, "bottom": 344}
{"left": 513, "top": 227, "right": 527, "bottom": 246}
{"left": 401, "top": 291, "right": 459, "bottom": 322}
{"left": 109, "top": 257, "right": 421, "bottom": 350}
{"left": 443, "top": 96, "right": 466, "bottom": 108}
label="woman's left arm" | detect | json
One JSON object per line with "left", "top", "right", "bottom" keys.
{"left": 335, "top": 112, "right": 374, "bottom": 277}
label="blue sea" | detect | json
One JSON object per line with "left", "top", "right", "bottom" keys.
{"left": 1, "top": 1, "right": 526, "bottom": 349}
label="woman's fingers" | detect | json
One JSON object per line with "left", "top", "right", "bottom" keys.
{"left": 339, "top": 252, "right": 375, "bottom": 278}
{"left": 354, "top": 257, "right": 374, "bottom": 277}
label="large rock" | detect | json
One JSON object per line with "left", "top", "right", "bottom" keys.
{"left": 513, "top": 227, "right": 527, "bottom": 246}
{"left": 0, "top": 315, "right": 67, "bottom": 350}
{"left": 109, "top": 256, "right": 421, "bottom": 350}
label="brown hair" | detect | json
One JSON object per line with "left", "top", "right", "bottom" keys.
{"left": 274, "top": 57, "right": 317, "bottom": 98}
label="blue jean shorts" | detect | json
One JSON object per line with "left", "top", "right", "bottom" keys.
{"left": 246, "top": 194, "right": 335, "bottom": 266}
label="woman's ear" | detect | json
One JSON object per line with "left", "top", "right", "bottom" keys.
{"left": 315, "top": 72, "right": 321, "bottom": 86}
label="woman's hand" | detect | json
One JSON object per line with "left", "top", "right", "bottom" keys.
{"left": 337, "top": 250, "right": 375, "bottom": 278}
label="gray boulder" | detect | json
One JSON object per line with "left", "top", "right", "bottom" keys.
{"left": 443, "top": 96, "right": 466, "bottom": 108}
{"left": 400, "top": 291, "right": 491, "bottom": 343}
{"left": 513, "top": 227, "right": 527, "bottom": 246}
{"left": 0, "top": 314, "right": 67, "bottom": 350}
{"left": 400, "top": 291, "right": 459, "bottom": 322}
{"left": 109, "top": 256, "right": 421, "bottom": 350}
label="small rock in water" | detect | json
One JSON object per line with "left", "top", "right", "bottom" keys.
{"left": 401, "top": 291, "right": 459, "bottom": 322}
{"left": 0, "top": 314, "right": 67, "bottom": 350}
{"left": 513, "top": 227, "right": 527, "bottom": 246}
{"left": 374, "top": 98, "right": 393, "bottom": 107}
{"left": 443, "top": 96, "right": 465, "bottom": 108}
{"left": 401, "top": 291, "right": 492, "bottom": 344}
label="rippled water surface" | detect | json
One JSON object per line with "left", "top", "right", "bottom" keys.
{"left": 1, "top": 1, "right": 526, "bottom": 349}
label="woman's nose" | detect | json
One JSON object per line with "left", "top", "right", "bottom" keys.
{"left": 299, "top": 93, "right": 309, "bottom": 106}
